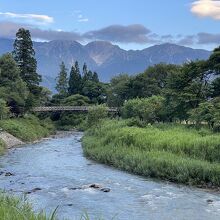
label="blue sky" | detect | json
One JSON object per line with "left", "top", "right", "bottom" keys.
{"left": 0, "top": 0, "right": 220, "bottom": 50}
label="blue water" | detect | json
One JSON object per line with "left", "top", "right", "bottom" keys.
{"left": 0, "top": 133, "right": 220, "bottom": 220}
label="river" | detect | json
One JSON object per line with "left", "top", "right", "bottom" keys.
{"left": 0, "top": 133, "right": 220, "bottom": 220}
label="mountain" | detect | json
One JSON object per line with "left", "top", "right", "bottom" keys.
{"left": 0, "top": 38, "right": 211, "bottom": 91}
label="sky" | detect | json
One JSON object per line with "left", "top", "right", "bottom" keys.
{"left": 0, "top": 0, "right": 220, "bottom": 50}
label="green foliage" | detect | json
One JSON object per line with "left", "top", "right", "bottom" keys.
{"left": 13, "top": 28, "right": 41, "bottom": 90}
{"left": 0, "top": 53, "right": 28, "bottom": 116}
{"left": 122, "top": 96, "right": 165, "bottom": 124}
{"left": 87, "top": 105, "right": 108, "bottom": 127}
{"left": 211, "top": 77, "right": 220, "bottom": 98}
{"left": 130, "top": 63, "right": 179, "bottom": 98}
{"left": 12, "top": 28, "right": 43, "bottom": 111}
{"left": 53, "top": 94, "right": 90, "bottom": 129}
{"left": 56, "top": 62, "right": 68, "bottom": 96}
{"left": 0, "top": 115, "right": 55, "bottom": 141}
{"left": 82, "top": 81, "right": 106, "bottom": 104}
{"left": 163, "top": 61, "right": 212, "bottom": 121}
{"left": 68, "top": 61, "right": 82, "bottom": 95}
{"left": 107, "top": 74, "right": 131, "bottom": 107}
{"left": 189, "top": 98, "right": 220, "bottom": 128}
{"left": 0, "top": 193, "right": 57, "bottom": 220}
{"left": 62, "top": 94, "right": 90, "bottom": 106}
{"left": 208, "top": 46, "right": 220, "bottom": 74}
{"left": 0, "top": 99, "right": 9, "bottom": 120}
{"left": 83, "top": 120, "right": 220, "bottom": 187}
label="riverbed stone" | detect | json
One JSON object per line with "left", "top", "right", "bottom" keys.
{"left": 100, "top": 188, "right": 111, "bottom": 193}
{"left": 89, "top": 184, "right": 102, "bottom": 189}
{"left": 25, "top": 187, "right": 42, "bottom": 194}
{"left": 207, "top": 199, "right": 214, "bottom": 204}
{"left": 5, "top": 172, "right": 14, "bottom": 176}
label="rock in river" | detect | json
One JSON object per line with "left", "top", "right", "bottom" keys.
{"left": 100, "top": 188, "right": 111, "bottom": 193}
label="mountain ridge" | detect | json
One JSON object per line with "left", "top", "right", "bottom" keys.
{"left": 0, "top": 38, "right": 211, "bottom": 91}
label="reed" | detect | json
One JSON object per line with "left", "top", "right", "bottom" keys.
{"left": 0, "top": 193, "right": 57, "bottom": 220}
{"left": 83, "top": 120, "right": 220, "bottom": 187}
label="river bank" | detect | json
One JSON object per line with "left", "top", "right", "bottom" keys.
{"left": 1, "top": 132, "right": 220, "bottom": 220}
{"left": 82, "top": 120, "right": 220, "bottom": 189}
{"left": 0, "top": 115, "right": 55, "bottom": 151}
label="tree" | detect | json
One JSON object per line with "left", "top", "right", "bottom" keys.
{"left": 62, "top": 94, "right": 90, "bottom": 106}
{"left": 92, "top": 72, "right": 99, "bottom": 82}
{"left": 130, "top": 63, "right": 178, "bottom": 98}
{"left": 82, "top": 63, "right": 93, "bottom": 82}
{"left": 189, "top": 97, "right": 220, "bottom": 129}
{"left": 56, "top": 62, "right": 68, "bottom": 96}
{"left": 68, "top": 61, "right": 82, "bottom": 95}
{"left": 208, "top": 47, "right": 220, "bottom": 75}
{"left": 82, "top": 63, "right": 88, "bottom": 77}
{"left": 107, "top": 74, "right": 132, "bottom": 107}
{"left": 0, "top": 99, "right": 9, "bottom": 119}
{"left": 13, "top": 28, "right": 41, "bottom": 90}
{"left": 211, "top": 77, "right": 220, "bottom": 98}
{"left": 87, "top": 105, "right": 108, "bottom": 127}
{"left": 0, "top": 54, "right": 28, "bottom": 116}
{"left": 82, "top": 80, "right": 106, "bottom": 104}
{"left": 122, "top": 96, "right": 165, "bottom": 124}
{"left": 163, "top": 61, "right": 212, "bottom": 121}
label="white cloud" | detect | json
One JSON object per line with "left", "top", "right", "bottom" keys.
{"left": 0, "top": 12, "right": 54, "bottom": 24}
{"left": 191, "top": 0, "right": 220, "bottom": 20}
{"left": 78, "top": 18, "right": 89, "bottom": 22}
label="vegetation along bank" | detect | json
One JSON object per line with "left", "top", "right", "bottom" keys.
{"left": 83, "top": 119, "right": 220, "bottom": 188}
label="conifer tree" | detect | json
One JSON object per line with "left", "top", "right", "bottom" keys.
{"left": 92, "top": 72, "right": 99, "bottom": 82}
{"left": 68, "top": 61, "right": 82, "bottom": 95}
{"left": 13, "top": 28, "right": 41, "bottom": 90}
{"left": 56, "top": 62, "right": 68, "bottom": 96}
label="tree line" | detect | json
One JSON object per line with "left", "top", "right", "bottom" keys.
{"left": 55, "top": 61, "right": 106, "bottom": 104}
{"left": 108, "top": 49, "right": 220, "bottom": 129}
{"left": 0, "top": 28, "right": 45, "bottom": 118}
{"left": 1, "top": 27, "right": 220, "bottom": 130}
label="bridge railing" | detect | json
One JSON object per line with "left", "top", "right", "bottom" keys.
{"left": 32, "top": 106, "right": 118, "bottom": 113}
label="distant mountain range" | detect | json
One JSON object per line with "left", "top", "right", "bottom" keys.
{"left": 0, "top": 38, "right": 211, "bottom": 91}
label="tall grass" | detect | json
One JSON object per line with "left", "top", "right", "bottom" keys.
{"left": 0, "top": 193, "right": 57, "bottom": 220}
{"left": 0, "top": 115, "right": 55, "bottom": 142}
{"left": 82, "top": 120, "right": 220, "bottom": 187}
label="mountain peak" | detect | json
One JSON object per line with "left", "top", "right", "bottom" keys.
{"left": 0, "top": 38, "right": 211, "bottom": 87}
{"left": 85, "top": 41, "right": 121, "bottom": 66}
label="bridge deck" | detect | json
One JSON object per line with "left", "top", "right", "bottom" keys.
{"left": 32, "top": 106, "right": 118, "bottom": 113}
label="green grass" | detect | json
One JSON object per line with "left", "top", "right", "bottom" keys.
{"left": 0, "top": 115, "right": 55, "bottom": 142}
{"left": 82, "top": 120, "right": 220, "bottom": 187}
{"left": 0, "top": 193, "right": 57, "bottom": 220}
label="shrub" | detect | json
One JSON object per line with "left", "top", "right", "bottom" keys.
{"left": 0, "top": 98, "right": 9, "bottom": 120}
{"left": 86, "top": 105, "right": 108, "bottom": 127}
{"left": 0, "top": 115, "right": 55, "bottom": 141}
{"left": 122, "top": 96, "right": 164, "bottom": 124}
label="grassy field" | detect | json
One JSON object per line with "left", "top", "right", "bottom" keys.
{"left": 0, "top": 193, "right": 57, "bottom": 220}
{"left": 82, "top": 120, "right": 220, "bottom": 187}
{"left": 0, "top": 115, "right": 55, "bottom": 142}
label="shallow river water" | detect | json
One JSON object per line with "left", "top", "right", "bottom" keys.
{"left": 0, "top": 133, "right": 220, "bottom": 220}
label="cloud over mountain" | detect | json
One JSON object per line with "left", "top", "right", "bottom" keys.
{"left": 83, "top": 24, "right": 155, "bottom": 44}
{"left": 0, "top": 21, "right": 220, "bottom": 48}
